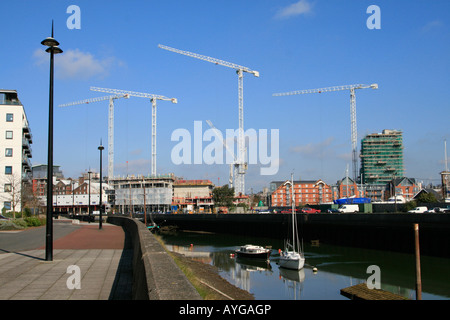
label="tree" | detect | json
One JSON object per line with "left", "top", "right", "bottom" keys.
{"left": 416, "top": 192, "right": 437, "bottom": 203}
{"left": 212, "top": 185, "right": 235, "bottom": 208}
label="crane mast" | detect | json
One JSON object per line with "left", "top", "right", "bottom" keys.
{"left": 274, "top": 84, "right": 378, "bottom": 182}
{"left": 158, "top": 44, "right": 259, "bottom": 195}
{"left": 59, "top": 94, "right": 129, "bottom": 180}
{"left": 90, "top": 87, "right": 177, "bottom": 177}
{"left": 206, "top": 120, "right": 236, "bottom": 188}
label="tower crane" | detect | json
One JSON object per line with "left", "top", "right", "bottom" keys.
{"left": 205, "top": 120, "right": 236, "bottom": 189}
{"left": 90, "top": 87, "right": 177, "bottom": 177}
{"left": 59, "top": 94, "right": 130, "bottom": 179}
{"left": 158, "top": 44, "right": 259, "bottom": 196}
{"left": 273, "top": 83, "right": 378, "bottom": 182}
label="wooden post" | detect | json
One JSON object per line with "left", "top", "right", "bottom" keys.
{"left": 414, "top": 223, "right": 422, "bottom": 300}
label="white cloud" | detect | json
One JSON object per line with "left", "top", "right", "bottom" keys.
{"left": 33, "top": 48, "right": 122, "bottom": 80}
{"left": 290, "top": 137, "right": 334, "bottom": 158}
{"left": 421, "top": 20, "right": 444, "bottom": 34}
{"left": 275, "top": 0, "right": 313, "bottom": 20}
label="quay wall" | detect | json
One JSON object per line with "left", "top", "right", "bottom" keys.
{"left": 107, "top": 215, "right": 201, "bottom": 300}
{"left": 152, "top": 213, "right": 450, "bottom": 258}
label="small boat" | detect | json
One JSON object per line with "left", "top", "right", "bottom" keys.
{"left": 235, "top": 245, "right": 271, "bottom": 260}
{"left": 279, "top": 173, "right": 305, "bottom": 270}
{"left": 279, "top": 245, "right": 305, "bottom": 270}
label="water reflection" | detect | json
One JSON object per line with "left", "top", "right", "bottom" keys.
{"left": 279, "top": 268, "right": 305, "bottom": 300}
{"left": 160, "top": 232, "right": 450, "bottom": 300}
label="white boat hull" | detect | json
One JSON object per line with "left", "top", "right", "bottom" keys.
{"left": 279, "top": 252, "right": 305, "bottom": 270}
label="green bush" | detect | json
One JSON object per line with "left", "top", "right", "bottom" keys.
{"left": 24, "top": 217, "right": 44, "bottom": 227}
{"left": 0, "top": 217, "right": 45, "bottom": 230}
{"left": 0, "top": 219, "right": 25, "bottom": 230}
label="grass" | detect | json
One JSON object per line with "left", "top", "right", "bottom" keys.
{"left": 153, "top": 234, "right": 221, "bottom": 299}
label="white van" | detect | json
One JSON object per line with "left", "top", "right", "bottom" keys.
{"left": 338, "top": 204, "right": 359, "bottom": 213}
{"left": 407, "top": 206, "right": 428, "bottom": 213}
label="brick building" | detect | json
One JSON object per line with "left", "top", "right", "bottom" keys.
{"left": 270, "top": 179, "right": 332, "bottom": 207}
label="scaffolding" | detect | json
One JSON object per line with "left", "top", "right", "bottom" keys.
{"left": 360, "top": 130, "right": 404, "bottom": 185}
{"left": 110, "top": 174, "right": 175, "bottom": 214}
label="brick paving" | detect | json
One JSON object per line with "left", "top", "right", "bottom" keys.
{"left": 0, "top": 222, "right": 133, "bottom": 300}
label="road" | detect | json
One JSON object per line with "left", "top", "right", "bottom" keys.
{"left": 0, "top": 220, "right": 81, "bottom": 253}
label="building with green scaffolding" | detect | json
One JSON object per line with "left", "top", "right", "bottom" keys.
{"left": 360, "top": 129, "right": 404, "bottom": 185}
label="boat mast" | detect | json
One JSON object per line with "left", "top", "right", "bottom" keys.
{"left": 291, "top": 173, "right": 295, "bottom": 253}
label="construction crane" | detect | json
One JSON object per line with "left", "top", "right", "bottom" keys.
{"left": 158, "top": 44, "right": 259, "bottom": 196}
{"left": 206, "top": 120, "right": 235, "bottom": 189}
{"left": 59, "top": 94, "right": 130, "bottom": 179}
{"left": 273, "top": 84, "right": 378, "bottom": 182}
{"left": 90, "top": 87, "right": 177, "bottom": 177}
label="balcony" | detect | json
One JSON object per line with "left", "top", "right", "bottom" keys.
{"left": 0, "top": 91, "right": 22, "bottom": 105}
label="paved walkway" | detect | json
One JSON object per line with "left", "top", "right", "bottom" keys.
{"left": 0, "top": 222, "right": 133, "bottom": 300}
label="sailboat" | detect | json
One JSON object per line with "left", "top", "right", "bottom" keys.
{"left": 279, "top": 174, "right": 305, "bottom": 270}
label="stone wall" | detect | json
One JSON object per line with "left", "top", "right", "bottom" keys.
{"left": 107, "top": 215, "right": 201, "bottom": 300}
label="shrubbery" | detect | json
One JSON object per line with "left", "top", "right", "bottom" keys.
{"left": 0, "top": 216, "right": 45, "bottom": 230}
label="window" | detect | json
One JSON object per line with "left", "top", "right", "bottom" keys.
{"left": 6, "top": 113, "right": 13, "bottom": 122}
{"left": 5, "top": 166, "right": 12, "bottom": 175}
{"left": 5, "top": 148, "right": 12, "bottom": 157}
{"left": 3, "top": 201, "right": 11, "bottom": 210}
{"left": 5, "top": 131, "right": 13, "bottom": 139}
{"left": 4, "top": 184, "right": 11, "bottom": 192}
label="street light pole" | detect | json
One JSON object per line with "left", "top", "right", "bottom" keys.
{"left": 88, "top": 170, "right": 92, "bottom": 223}
{"left": 98, "top": 141, "right": 104, "bottom": 230}
{"left": 41, "top": 21, "right": 63, "bottom": 262}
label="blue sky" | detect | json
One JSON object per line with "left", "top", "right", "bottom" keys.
{"left": 1, "top": 0, "right": 449, "bottom": 192}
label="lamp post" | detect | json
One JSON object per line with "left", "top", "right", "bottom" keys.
{"left": 88, "top": 170, "right": 92, "bottom": 223}
{"left": 41, "top": 21, "right": 63, "bottom": 262}
{"left": 98, "top": 142, "right": 104, "bottom": 229}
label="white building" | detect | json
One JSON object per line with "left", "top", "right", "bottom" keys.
{"left": 110, "top": 174, "right": 175, "bottom": 214}
{"left": 0, "top": 90, "right": 32, "bottom": 212}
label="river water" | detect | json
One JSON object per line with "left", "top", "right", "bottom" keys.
{"left": 158, "top": 230, "right": 450, "bottom": 300}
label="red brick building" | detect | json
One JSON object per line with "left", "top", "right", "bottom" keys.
{"left": 270, "top": 179, "right": 332, "bottom": 207}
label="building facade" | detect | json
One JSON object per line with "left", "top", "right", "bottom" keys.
{"left": 360, "top": 129, "right": 404, "bottom": 185}
{"left": 0, "top": 90, "right": 33, "bottom": 212}
{"left": 270, "top": 179, "right": 332, "bottom": 207}
{"left": 386, "top": 177, "right": 421, "bottom": 202}
{"left": 110, "top": 174, "right": 175, "bottom": 214}
{"left": 172, "top": 179, "right": 214, "bottom": 213}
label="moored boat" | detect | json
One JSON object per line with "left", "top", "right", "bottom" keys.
{"left": 279, "top": 173, "right": 305, "bottom": 270}
{"left": 235, "top": 244, "right": 271, "bottom": 260}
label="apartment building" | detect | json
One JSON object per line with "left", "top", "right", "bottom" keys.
{"left": 173, "top": 179, "right": 214, "bottom": 212}
{"left": 0, "top": 90, "right": 33, "bottom": 212}
{"left": 270, "top": 179, "right": 332, "bottom": 207}
{"left": 110, "top": 174, "right": 175, "bottom": 214}
{"left": 360, "top": 129, "right": 405, "bottom": 185}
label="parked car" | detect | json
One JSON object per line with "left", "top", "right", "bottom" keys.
{"left": 327, "top": 208, "right": 339, "bottom": 213}
{"left": 425, "top": 207, "right": 443, "bottom": 213}
{"left": 0, "top": 214, "right": 9, "bottom": 220}
{"left": 301, "top": 207, "right": 321, "bottom": 214}
{"left": 408, "top": 206, "right": 428, "bottom": 213}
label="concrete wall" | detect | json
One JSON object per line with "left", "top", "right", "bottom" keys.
{"left": 152, "top": 213, "right": 450, "bottom": 258}
{"left": 107, "top": 215, "right": 201, "bottom": 300}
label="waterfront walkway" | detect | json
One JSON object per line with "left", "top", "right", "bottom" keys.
{"left": 0, "top": 221, "right": 132, "bottom": 300}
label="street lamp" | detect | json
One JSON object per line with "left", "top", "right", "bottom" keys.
{"left": 42, "top": 21, "right": 63, "bottom": 262}
{"left": 88, "top": 170, "right": 92, "bottom": 223}
{"left": 98, "top": 141, "right": 104, "bottom": 230}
